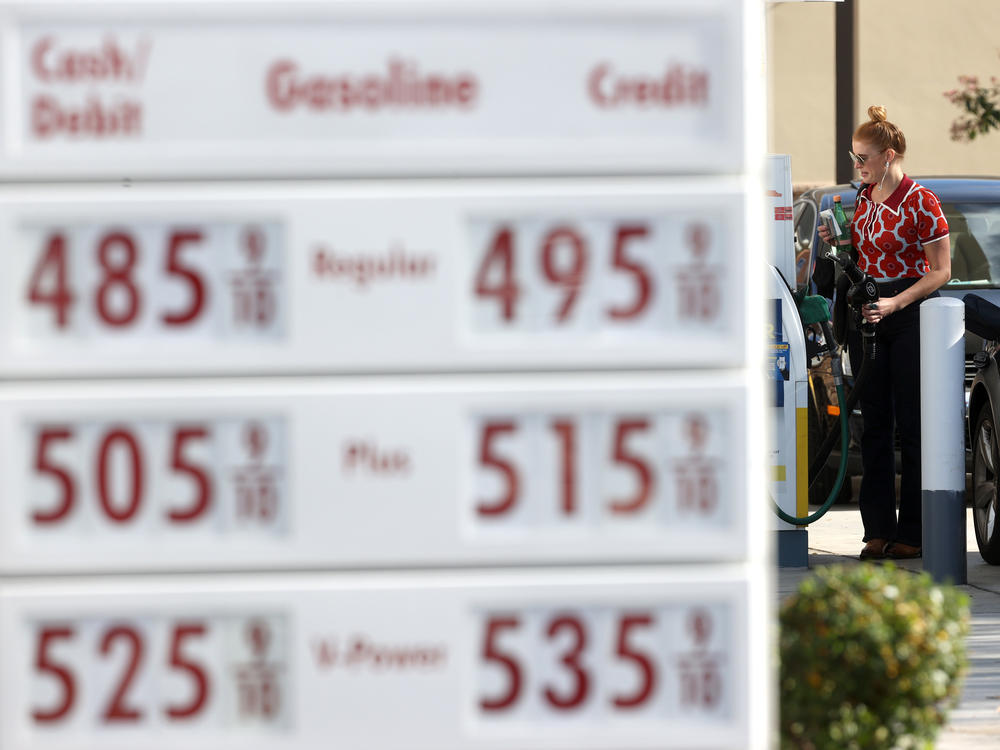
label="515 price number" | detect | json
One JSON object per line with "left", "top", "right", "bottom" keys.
{"left": 472, "top": 410, "right": 725, "bottom": 529}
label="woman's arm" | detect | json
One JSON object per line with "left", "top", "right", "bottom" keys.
{"left": 862, "top": 236, "right": 951, "bottom": 322}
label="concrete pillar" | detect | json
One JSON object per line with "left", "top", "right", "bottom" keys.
{"left": 920, "top": 297, "right": 967, "bottom": 584}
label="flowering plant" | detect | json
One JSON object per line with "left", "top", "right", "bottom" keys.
{"left": 944, "top": 69, "right": 1000, "bottom": 141}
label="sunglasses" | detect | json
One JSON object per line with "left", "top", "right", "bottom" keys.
{"left": 848, "top": 149, "right": 884, "bottom": 166}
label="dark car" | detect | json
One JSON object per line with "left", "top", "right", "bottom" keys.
{"left": 795, "top": 177, "right": 1000, "bottom": 510}
{"left": 968, "top": 336, "right": 1000, "bottom": 563}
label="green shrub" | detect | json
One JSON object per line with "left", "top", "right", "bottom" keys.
{"left": 780, "top": 563, "right": 970, "bottom": 750}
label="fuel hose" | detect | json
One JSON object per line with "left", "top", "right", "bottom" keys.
{"left": 772, "top": 318, "right": 862, "bottom": 526}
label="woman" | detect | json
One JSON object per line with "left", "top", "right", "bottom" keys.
{"left": 818, "top": 105, "right": 951, "bottom": 560}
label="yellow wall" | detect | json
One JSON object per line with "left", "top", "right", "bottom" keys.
{"left": 769, "top": 0, "right": 1000, "bottom": 190}
{"left": 767, "top": 1, "right": 836, "bottom": 188}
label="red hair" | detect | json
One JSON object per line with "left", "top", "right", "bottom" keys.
{"left": 853, "top": 105, "right": 907, "bottom": 156}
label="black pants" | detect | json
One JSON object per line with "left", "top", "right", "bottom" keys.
{"left": 846, "top": 279, "right": 935, "bottom": 547}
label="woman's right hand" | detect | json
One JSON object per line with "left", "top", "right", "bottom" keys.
{"left": 817, "top": 224, "right": 832, "bottom": 245}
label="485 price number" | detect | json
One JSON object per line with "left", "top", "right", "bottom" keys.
{"left": 26, "top": 416, "right": 286, "bottom": 536}
{"left": 28, "top": 614, "right": 288, "bottom": 731}
{"left": 475, "top": 603, "right": 730, "bottom": 721}
{"left": 19, "top": 220, "right": 283, "bottom": 340}
{"left": 469, "top": 215, "right": 726, "bottom": 333}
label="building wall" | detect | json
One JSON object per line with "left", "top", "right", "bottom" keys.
{"left": 769, "top": 0, "right": 1000, "bottom": 190}
{"left": 767, "top": 1, "right": 837, "bottom": 188}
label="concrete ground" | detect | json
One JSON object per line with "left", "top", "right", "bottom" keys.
{"left": 779, "top": 504, "right": 1000, "bottom": 748}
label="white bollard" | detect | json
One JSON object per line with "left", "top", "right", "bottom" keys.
{"left": 920, "top": 297, "right": 967, "bottom": 584}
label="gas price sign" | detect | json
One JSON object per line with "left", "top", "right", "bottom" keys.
{"left": 0, "top": 180, "right": 748, "bottom": 377}
{"left": 0, "top": 1, "right": 768, "bottom": 748}
{"left": 0, "top": 374, "right": 748, "bottom": 574}
{"left": 0, "top": 0, "right": 745, "bottom": 178}
{"left": 0, "top": 570, "right": 750, "bottom": 750}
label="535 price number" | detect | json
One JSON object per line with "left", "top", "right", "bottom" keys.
{"left": 470, "top": 217, "right": 725, "bottom": 332}
{"left": 27, "top": 417, "right": 285, "bottom": 535}
{"left": 476, "top": 604, "right": 729, "bottom": 720}
{"left": 29, "top": 614, "right": 287, "bottom": 730}
{"left": 21, "top": 221, "right": 283, "bottom": 340}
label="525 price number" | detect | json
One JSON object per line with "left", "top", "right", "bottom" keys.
{"left": 30, "top": 615, "right": 285, "bottom": 728}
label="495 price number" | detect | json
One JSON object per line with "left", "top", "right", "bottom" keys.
{"left": 20, "top": 221, "right": 283, "bottom": 340}
{"left": 476, "top": 604, "right": 729, "bottom": 720}
{"left": 472, "top": 409, "right": 726, "bottom": 530}
{"left": 28, "top": 614, "right": 288, "bottom": 731}
{"left": 469, "top": 216, "right": 726, "bottom": 333}
{"left": 27, "top": 416, "right": 286, "bottom": 535}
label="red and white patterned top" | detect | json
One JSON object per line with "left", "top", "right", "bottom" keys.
{"left": 851, "top": 175, "right": 950, "bottom": 281}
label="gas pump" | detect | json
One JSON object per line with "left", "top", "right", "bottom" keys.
{"left": 767, "top": 155, "right": 810, "bottom": 566}
{"left": 767, "top": 156, "right": 851, "bottom": 567}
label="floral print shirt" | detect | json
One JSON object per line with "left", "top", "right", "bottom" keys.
{"left": 852, "top": 176, "right": 950, "bottom": 281}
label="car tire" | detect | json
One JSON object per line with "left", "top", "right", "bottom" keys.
{"left": 972, "top": 405, "right": 1000, "bottom": 564}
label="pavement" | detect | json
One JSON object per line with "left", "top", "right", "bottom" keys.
{"left": 779, "top": 503, "right": 1000, "bottom": 748}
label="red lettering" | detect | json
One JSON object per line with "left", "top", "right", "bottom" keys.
{"left": 588, "top": 63, "right": 612, "bottom": 107}
{"left": 265, "top": 57, "right": 479, "bottom": 113}
{"left": 342, "top": 441, "right": 411, "bottom": 476}
{"left": 341, "top": 636, "right": 446, "bottom": 670}
{"left": 31, "top": 95, "right": 142, "bottom": 140}
{"left": 31, "top": 37, "right": 55, "bottom": 82}
{"left": 311, "top": 246, "right": 436, "bottom": 288}
{"left": 266, "top": 59, "right": 297, "bottom": 110}
{"left": 456, "top": 77, "right": 477, "bottom": 104}
{"left": 587, "top": 62, "right": 710, "bottom": 108}
{"left": 313, "top": 640, "right": 339, "bottom": 669}
{"left": 29, "top": 36, "right": 148, "bottom": 84}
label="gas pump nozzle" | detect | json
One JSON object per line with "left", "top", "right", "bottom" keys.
{"left": 826, "top": 250, "right": 879, "bottom": 358}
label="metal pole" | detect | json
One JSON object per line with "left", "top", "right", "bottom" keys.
{"left": 920, "top": 297, "right": 967, "bottom": 584}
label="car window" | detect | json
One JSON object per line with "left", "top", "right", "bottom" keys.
{"left": 793, "top": 199, "right": 816, "bottom": 251}
{"left": 943, "top": 203, "right": 1000, "bottom": 286}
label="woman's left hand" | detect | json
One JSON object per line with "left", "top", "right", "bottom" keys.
{"left": 863, "top": 297, "right": 900, "bottom": 323}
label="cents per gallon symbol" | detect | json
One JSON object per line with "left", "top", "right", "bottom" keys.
{"left": 243, "top": 422, "right": 268, "bottom": 463}
{"left": 242, "top": 227, "right": 266, "bottom": 267}
{"left": 684, "top": 414, "right": 709, "bottom": 453}
{"left": 687, "top": 609, "right": 713, "bottom": 648}
{"left": 245, "top": 619, "right": 272, "bottom": 660}
{"left": 686, "top": 223, "right": 710, "bottom": 260}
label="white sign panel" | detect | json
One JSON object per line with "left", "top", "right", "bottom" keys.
{"left": 0, "top": 569, "right": 750, "bottom": 750}
{"left": 0, "top": 180, "right": 748, "bottom": 377}
{"left": 0, "top": 0, "right": 745, "bottom": 178}
{"left": 0, "top": 374, "right": 748, "bottom": 573}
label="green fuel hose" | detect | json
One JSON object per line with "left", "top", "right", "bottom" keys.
{"left": 772, "top": 381, "right": 849, "bottom": 526}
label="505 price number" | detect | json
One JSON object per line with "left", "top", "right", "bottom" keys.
{"left": 26, "top": 416, "right": 286, "bottom": 535}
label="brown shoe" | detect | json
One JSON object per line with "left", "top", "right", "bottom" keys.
{"left": 859, "top": 539, "right": 888, "bottom": 560}
{"left": 885, "top": 542, "right": 922, "bottom": 559}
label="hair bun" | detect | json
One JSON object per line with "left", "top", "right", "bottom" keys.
{"left": 868, "top": 105, "right": 888, "bottom": 123}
